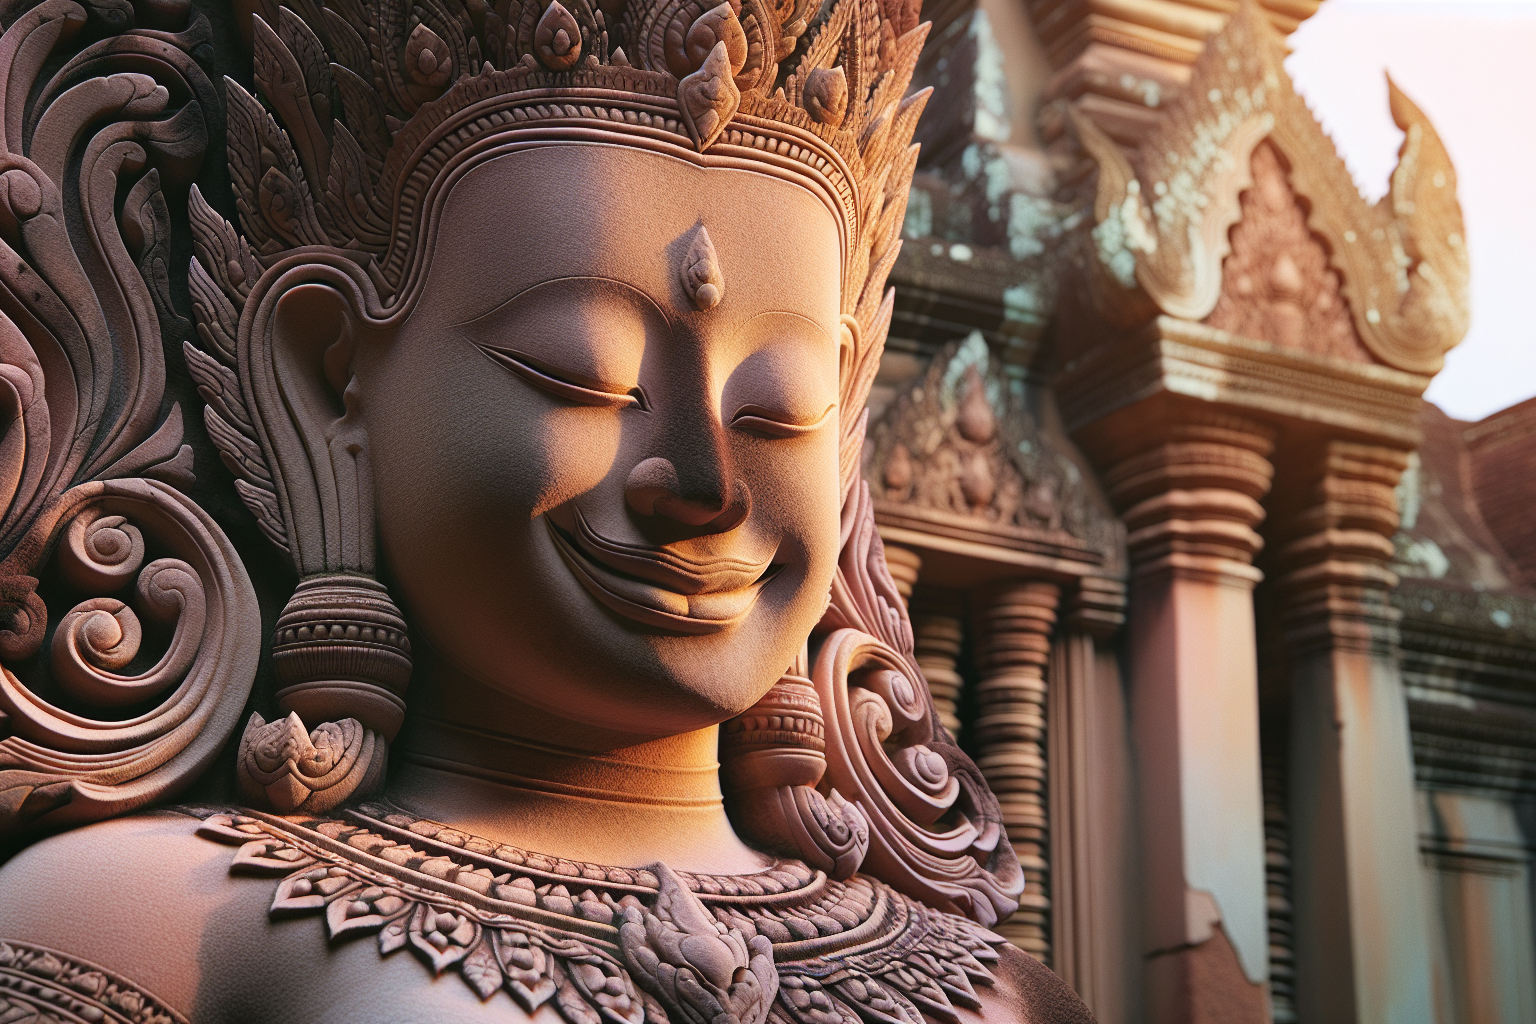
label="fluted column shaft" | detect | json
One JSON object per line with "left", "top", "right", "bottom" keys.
{"left": 881, "top": 544, "right": 968, "bottom": 738}
{"left": 1271, "top": 441, "right": 1433, "bottom": 1024}
{"left": 1106, "top": 412, "right": 1276, "bottom": 1024}
{"left": 912, "top": 606, "right": 965, "bottom": 738}
{"left": 974, "top": 581, "right": 1061, "bottom": 961}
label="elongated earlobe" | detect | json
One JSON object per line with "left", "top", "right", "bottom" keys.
{"left": 190, "top": 202, "right": 410, "bottom": 812}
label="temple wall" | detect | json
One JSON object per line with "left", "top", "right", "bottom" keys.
{"left": 870, "top": 1, "right": 1536, "bottom": 1021}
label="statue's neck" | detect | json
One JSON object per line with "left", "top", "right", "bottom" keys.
{"left": 388, "top": 659, "right": 771, "bottom": 875}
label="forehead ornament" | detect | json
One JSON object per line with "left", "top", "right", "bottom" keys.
{"left": 680, "top": 225, "right": 725, "bottom": 310}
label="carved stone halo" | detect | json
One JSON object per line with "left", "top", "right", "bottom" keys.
{"left": 193, "top": 802, "right": 1005, "bottom": 1024}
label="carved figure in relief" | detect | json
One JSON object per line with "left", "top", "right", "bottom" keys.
{"left": 0, "top": 0, "right": 1090, "bottom": 1020}
{"left": 1204, "top": 142, "right": 1370, "bottom": 361}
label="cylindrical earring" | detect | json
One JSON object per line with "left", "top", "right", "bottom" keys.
{"left": 272, "top": 573, "right": 411, "bottom": 738}
{"left": 236, "top": 573, "right": 410, "bottom": 813}
{"left": 720, "top": 669, "right": 869, "bottom": 878}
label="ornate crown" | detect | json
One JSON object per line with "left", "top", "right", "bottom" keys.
{"left": 222, "top": 0, "right": 927, "bottom": 312}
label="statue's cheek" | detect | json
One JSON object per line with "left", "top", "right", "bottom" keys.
{"left": 525, "top": 406, "right": 629, "bottom": 520}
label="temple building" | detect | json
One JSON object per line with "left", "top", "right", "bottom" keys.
{"left": 869, "top": 0, "right": 1535, "bottom": 1021}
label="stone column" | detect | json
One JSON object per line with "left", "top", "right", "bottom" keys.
{"left": 973, "top": 580, "right": 1061, "bottom": 960}
{"left": 882, "top": 543, "right": 923, "bottom": 607}
{"left": 1271, "top": 441, "right": 1433, "bottom": 1024}
{"left": 1048, "top": 578, "right": 1133, "bottom": 1020}
{"left": 1104, "top": 411, "right": 1276, "bottom": 1024}
{"left": 882, "top": 545, "right": 967, "bottom": 738}
{"left": 911, "top": 599, "right": 966, "bottom": 738}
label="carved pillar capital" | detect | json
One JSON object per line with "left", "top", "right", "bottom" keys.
{"left": 1270, "top": 441, "right": 1410, "bottom": 657}
{"left": 1103, "top": 411, "right": 1277, "bottom": 586}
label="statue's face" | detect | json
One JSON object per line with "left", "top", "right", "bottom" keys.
{"left": 354, "top": 143, "right": 844, "bottom": 737}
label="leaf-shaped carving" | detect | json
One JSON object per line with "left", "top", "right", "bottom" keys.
{"left": 236, "top": 710, "right": 386, "bottom": 812}
{"left": 619, "top": 862, "right": 778, "bottom": 1024}
{"left": 254, "top": 13, "right": 333, "bottom": 204}
{"left": 678, "top": 41, "right": 740, "bottom": 151}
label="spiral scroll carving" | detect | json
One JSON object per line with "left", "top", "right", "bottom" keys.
{"left": 725, "top": 477, "right": 1022, "bottom": 927}
{"left": 0, "top": 1, "right": 260, "bottom": 841}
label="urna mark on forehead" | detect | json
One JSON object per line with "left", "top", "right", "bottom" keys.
{"left": 423, "top": 142, "right": 844, "bottom": 322}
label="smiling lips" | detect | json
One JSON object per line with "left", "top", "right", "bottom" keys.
{"left": 547, "top": 509, "right": 776, "bottom": 634}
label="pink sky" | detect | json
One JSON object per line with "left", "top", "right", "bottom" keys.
{"left": 1286, "top": 0, "right": 1536, "bottom": 422}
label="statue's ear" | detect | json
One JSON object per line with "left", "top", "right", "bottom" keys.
{"left": 239, "top": 265, "right": 411, "bottom": 799}
{"left": 248, "top": 272, "right": 378, "bottom": 577}
{"left": 837, "top": 314, "right": 858, "bottom": 390}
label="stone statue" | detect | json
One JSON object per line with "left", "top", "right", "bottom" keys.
{"left": 0, "top": 0, "right": 1091, "bottom": 1019}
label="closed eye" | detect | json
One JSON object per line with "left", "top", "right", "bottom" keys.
{"left": 730, "top": 403, "right": 835, "bottom": 438}
{"left": 477, "top": 346, "right": 646, "bottom": 410}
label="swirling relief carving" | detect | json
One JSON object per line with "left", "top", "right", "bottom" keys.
{"left": 0, "top": 1, "right": 259, "bottom": 840}
{"left": 819, "top": 483, "right": 1021, "bottom": 926}
{"left": 725, "top": 476, "right": 1022, "bottom": 927}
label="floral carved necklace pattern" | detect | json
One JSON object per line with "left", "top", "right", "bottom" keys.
{"left": 0, "top": 940, "right": 188, "bottom": 1024}
{"left": 194, "top": 802, "right": 1005, "bottom": 1024}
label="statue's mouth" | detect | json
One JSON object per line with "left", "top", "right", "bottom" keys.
{"left": 546, "top": 511, "right": 778, "bottom": 634}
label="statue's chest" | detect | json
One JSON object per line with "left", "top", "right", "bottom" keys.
{"left": 195, "top": 804, "right": 1006, "bottom": 1024}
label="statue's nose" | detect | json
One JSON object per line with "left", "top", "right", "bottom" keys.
{"left": 625, "top": 456, "right": 746, "bottom": 530}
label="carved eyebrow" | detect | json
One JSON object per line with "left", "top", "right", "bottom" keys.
{"left": 730, "top": 308, "right": 838, "bottom": 348}
{"left": 453, "top": 275, "right": 674, "bottom": 331}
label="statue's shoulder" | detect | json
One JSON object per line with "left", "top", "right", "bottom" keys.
{"left": 977, "top": 943, "right": 1097, "bottom": 1024}
{"left": 0, "top": 811, "right": 554, "bottom": 1024}
{"left": 0, "top": 810, "right": 256, "bottom": 1021}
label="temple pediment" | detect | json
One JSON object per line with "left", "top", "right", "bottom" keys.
{"left": 864, "top": 332, "right": 1120, "bottom": 575}
{"left": 1069, "top": 0, "right": 1468, "bottom": 375}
